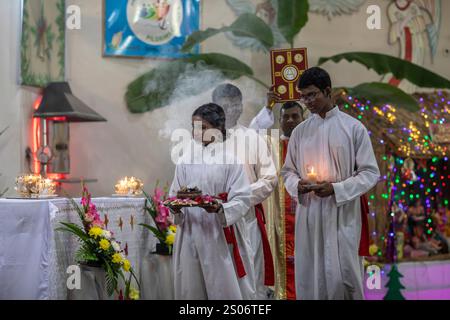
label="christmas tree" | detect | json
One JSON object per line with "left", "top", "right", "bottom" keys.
{"left": 383, "top": 264, "right": 406, "bottom": 300}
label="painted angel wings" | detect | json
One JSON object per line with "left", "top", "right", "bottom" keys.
{"left": 308, "top": 0, "right": 366, "bottom": 19}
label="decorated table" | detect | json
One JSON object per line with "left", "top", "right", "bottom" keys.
{"left": 0, "top": 197, "right": 174, "bottom": 300}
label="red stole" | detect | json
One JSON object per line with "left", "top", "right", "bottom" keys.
{"left": 217, "top": 193, "right": 246, "bottom": 278}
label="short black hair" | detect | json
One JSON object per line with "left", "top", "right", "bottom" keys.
{"left": 212, "top": 83, "right": 243, "bottom": 103}
{"left": 297, "top": 67, "right": 332, "bottom": 92}
{"left": 280, "top": 101, "right": 303, "bottom": 117}
{"left": 192, "top": 103, "right": 227, "bottom": 139}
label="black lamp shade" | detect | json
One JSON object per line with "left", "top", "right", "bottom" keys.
{"left": 33, "top": 82, "right": 107, "bottom": 122}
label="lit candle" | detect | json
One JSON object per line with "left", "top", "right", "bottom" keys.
{"left": 115, "top": 176, "right": 143, "bottom": 195}
{"left": 306, "top": 166, "right": 318, "bottom": 184}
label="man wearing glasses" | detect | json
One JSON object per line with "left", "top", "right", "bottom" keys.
{"left": 281, "top": 67, "right": 380, "bottom": 300}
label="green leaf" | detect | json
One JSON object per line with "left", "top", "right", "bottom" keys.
{"left": 318, "top": 52, "right": 450, "bottom": 90}
{"left": 104, "top": 261, "right": 118, "bottom": 297}
{"left": 343, "top": 82, "right": 420, "bottom": 112}
{"left": 139, "top": 223, "right": 166, "bottom": 242}
{"left": 56, "top": 222, "right": 90, "bottom": 242}
{"left": 125, "top": 53, "right": 262, "bottom": 113}
{"left": 125, "top": 60, "right": 188, "bottom": 113}
{"left": 181, "top": 13, "right": 273, "bottom": 53}
{"left": 277, "top": 0, "right": 309, "bottom": 48}
{"left": 75, "top": 243, "right": 100, "bottom": 263}
{"left": 185, "top": 53, "right": 254, "bottom": 80}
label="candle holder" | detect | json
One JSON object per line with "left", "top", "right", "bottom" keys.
{"left": 15, "top": 174, "right": 57, "bottom": 198}
{"left": 114, "top": 176, "right": 144, "bottom": 196}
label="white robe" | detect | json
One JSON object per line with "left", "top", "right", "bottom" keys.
{"left": 226, "top": 124, "right": 278, "bottom": 299}
{"left": 170, "top": 141, "right": 256, "bottom": 300}
{"left": 281, "top": 107, "right": 380, "bottom": 300}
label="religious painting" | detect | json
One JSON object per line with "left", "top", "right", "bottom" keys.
{"left": 226, "top": 0, "right": 366, "bottom": 52}
{"left": 103, "top": 0, "right": 201, "bottom": 59}
{"left": 20, "top": 0, "right": 66, "bottom": 87}
{"left": 270, "top": 48, "right": 308, "bottom": 102}
{"left": 226, "top": 0, "right": 284, "bottom": 52}
{"left": 385, "top": 0, "right": 441, "bottom": 93}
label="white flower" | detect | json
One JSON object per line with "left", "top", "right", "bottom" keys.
{"left": 102, "top": 230, "right": 112, "bottom": 240}
{"left": 111, "top": 241, "right": 121, "bottom": 252}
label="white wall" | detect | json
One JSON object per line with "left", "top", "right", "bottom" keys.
{"left": 0, "top": 0, "right": 28, "bottom": 196}
{"left": 1, "top": 0, "right": 449, "bottom": 197}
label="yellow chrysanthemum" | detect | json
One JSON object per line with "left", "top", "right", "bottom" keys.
{"left": 112, "top": 253, "right": 123, "bottom": 264}
{"left": 99, "top": 239, "right": 110, "bottom": 251}
{"left": 129, "top": 287, "right": 140, "bottom": 300}
{"left": 165, "top": 233, "right": 175, "bottom": 246}
{"left": 123, "top": 259, "right": 131, "bottom": 272}
{"left": 89, "top": 227, "right": 103, "bottom": 239}
{"left": 169, "top": 225, "right": 177, "bottom": 233}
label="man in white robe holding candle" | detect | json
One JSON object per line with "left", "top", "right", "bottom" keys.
{"left": 281, "top": 67, "right": 380, "bottom": 300}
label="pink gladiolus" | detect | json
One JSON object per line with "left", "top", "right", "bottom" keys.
{"left": 153, "top": 188, "right": 165, "bottom": 203}
{"left": 84, "top": 214, "right": 94, "bottom": 223}
{"left": 155, "top": 215, "right": 169, "bottom": 230}
{"left": 159, "top": 204, "right": 169, "bottom": 217}
{"left": 92, "top": 218, "right": 104, "bottom": 228}
{"left": 89, "top": 203, "right": 99, "bottom": 217}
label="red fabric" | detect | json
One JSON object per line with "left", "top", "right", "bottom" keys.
{"left": 359, "top": 194, "right": 370, "bottom": 256}
{"left": 282, "top": 139, "right": 296, "bottom": 299}
{"left": 404, "top": 27, "right": 412, "bottom": 61}
{"left": 285, "top": 211, "right": 296, "bottom": 300}
{"left": 217, "top": 192, "right": 246, "bottom": 278}
{"left": 389, "top": 27, "right": 412, "bottom": 86}
{"left": 255, "top": 203, "right": 275, "bottom": 286}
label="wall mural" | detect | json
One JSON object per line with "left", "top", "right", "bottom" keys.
{"left": 20, "top": 0, "right": 66, "bottom": 88}
{"left": 385, "top": 0, "right": 442, "bottom": 93}
{"left": 308, "top": 0, "right": 366, "bottom": 19}
{"left": 226, "top": 0, "right": 367, "bottom": 52}
{"left": 226, "top": 0, "right": 285, "bottom": 51}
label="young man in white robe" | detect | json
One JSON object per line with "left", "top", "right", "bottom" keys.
{"left": 170, "top": 103, "right": 256, "bottom": 299}
{"left": 213, "top": 84, "right": 278, "bottom": 299}
{"left": 281, "top": 67, "right": 380, "bottom": 300}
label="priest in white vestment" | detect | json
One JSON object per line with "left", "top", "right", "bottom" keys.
{"left": 170, "top": 103, "right": 256, "bottom": 300}
{"left": 213, "top": 84, "right": 278, "bottom": 299}
{"left": 281, "top": 68, "right": 380, "bottom": 300}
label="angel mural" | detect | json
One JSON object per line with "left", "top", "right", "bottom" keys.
{"left": 226, "top": 0, "right": 285, "bottom": 52}
{"left": 226, "top": 0, "right": 367, "bottom": 52}
{"left": 308, "top": 0, "right": 366, "bottom": 19}
{"left": 385, "top": 0, "right": 442, "bottom": 93}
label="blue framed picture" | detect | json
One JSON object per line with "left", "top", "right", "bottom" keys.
{"left": 103, "top": 0, "right": 200, "bottom": 58}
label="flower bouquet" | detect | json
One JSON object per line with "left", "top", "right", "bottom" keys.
{"left": 140, "top": 185, "right": 177, "bottom": 255}
{"left": 56, "top": 185, "right": 140, "bottom": 299}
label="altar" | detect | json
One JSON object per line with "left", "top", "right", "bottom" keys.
{"left": 0, "top": 197, "right": 174, "bottom": 300}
